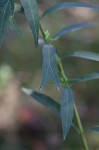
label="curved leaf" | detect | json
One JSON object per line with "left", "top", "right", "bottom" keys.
{"left": 22, "top": 87, "right": 60, "bottom": 116}
{"left": 68, "top": 72, "right": 99, "bottom": 83}
{"left": 65, "top": 51, "right": 99, "bottom": 62}
{"left": 42, "top": 2, "right": 99, "bottom": 18}
{"left": 9, "top": 16, "right": 22, "bottom": 36}
{"left": 53, "top": 22, "right": 98, "bottom": 40}
{"left": 61, "top": 86, "right": 74, "bottom": 140}
{"left": 20, "top": 0, "right": 39, "bottom": 46}
{"left": 39, "top": 44, "right": 60, "bottom": 91}
{"left": 0, "top": 0, "right": 11, "bottom": 46}
{"left": 22, "top": 87, "right": 79, "bottom": 133}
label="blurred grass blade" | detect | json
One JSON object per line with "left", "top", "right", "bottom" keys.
{"left": 39, "top": 44, "right": 60, "bottom": 91}
{"left": 53, "top": 22, "right": 98, "bottom": 40}
{"left": 42, "top": 2, "right": 99, "bottom": 18}
{"left": 9, "top": 16, "right": 22, "bottom": 36}
{"left": 20, "top": 0, "right": 39, "bottom": 46}
{"left": 0, "top": 0, "right": 11, "bottom": 46}
{"left": 9, "top": 0, "right": 14, "bottom": 15}
{"left": 61, "top": 86, "right": 74, "bottom": 140}
{"left": 68, "top": 72, "right": 99, "bottom": 83}
{"left": 91, "top": 127, "right": 99, "bottom": 132}
{"left": 22, "top": 87, "right": 60, "bottom": 116}
{"left": 65, "top": 51, "right": 99, "bottom": 62}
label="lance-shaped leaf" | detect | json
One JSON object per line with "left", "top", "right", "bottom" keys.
{"left": 61, "top": 86, "right": 74, "bottom": 140}
{"left": 0, "top": 0, "right": 11, "bottom": 46}
{"left": 39, "top": 44, "right": 60, "bottom": 91}
{"left": 22, "top": 87, "right": 79, "bottom": 133}
{"left": 68, "top": 72, "right": 99, "bottom": 83}
{"left": 22, "top": 87, "right": 60, "bottom": 116}
{"left": 20, "top": 0, "right": 39, "bottom": 46}
{"left": 53, "top": 22, "right": 98, "bottom": 40}
{"left": 65, "top": 51, "right": 99, "bottom": 62}
{"left": 42, "top": 2, "right": 99, "bottom": 18}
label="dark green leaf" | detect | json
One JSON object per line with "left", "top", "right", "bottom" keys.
{"left": 9, "top": 0, "right": 14, "bottom": 15}
{"left": 20, "top": 0, "right": 39, "bottom": 46}
{"left": 0, "top": 0, "right": 11, "bottom": 46}
{"left": 9, "top": 16, "right": 22, "bottom": 36}
{"left": 61, "top": 86, "right": 74, "bottom": 140}
{"left": 22, "top": 87, "right": 78, "bottom": 133}
{"left": 65, "top": 51, "right": 99, "bottom": 62}
{"left": 42, "top": 2, "right": 99, "bottom": 18}
{"left": 68, "top": 72, "right": 99, "bottom": 83}
{"left": 53, "top": 22, "right": 98, "bottom": 40}
{"left": 39, "top": 44, "right": 60, "bottom": 91}
{"left": 22, "top": 87, "right": 60, "bottom": 116}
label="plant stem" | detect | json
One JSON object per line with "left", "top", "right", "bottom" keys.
{"left": 40, "top": 24, "right": 46, "bottom": 41}
{"left": 39, "top": 23, "right": 89, "bottom": 150}
{"left": 74, "top": 103, "right": 89, "bottom": 150}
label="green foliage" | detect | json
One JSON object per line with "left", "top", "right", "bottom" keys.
{"left": 65, "top": 51, "right": 99, "bottom": 62}
{"left": 20, "top": 0, "right": 40, "bottom": 46}
{"left": 39, "top": 44, "right": 60, "bottom": 91}
{"left": 42, "top": 2, "right": 99, "bottom": 18}
{"left": 0, "top": 0, "right": 11, "bottom": 46}
{"left": 0, "top": 0, "right": 99, "bottom": 149}
{"left": 60, "top": 86, "right": 74, "bottom": 140}
{"left": 53, "top": 22, "right": 98, "bottom": 40}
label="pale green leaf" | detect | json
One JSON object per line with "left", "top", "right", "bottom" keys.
{"left": 61, "top": 86, "right": 74, "bottom": 140}
{"left": 42, "top": 2, "right": 99, "bottom": 18}
{"left": 20, "top": 0, "right": 39, "bottom": 46}
{"left": 39, "top": 44, "right": 60, "bottom": 91}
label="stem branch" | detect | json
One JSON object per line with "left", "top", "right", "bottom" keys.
{"left": 74, "top": 103, "right": 89, "bottom": 150}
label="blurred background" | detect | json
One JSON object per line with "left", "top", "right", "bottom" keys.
{"left": 0, "top": 0, "right": 99, "bottom": 149}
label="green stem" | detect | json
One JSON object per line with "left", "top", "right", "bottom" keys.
{"left": 74, "top": 103, "right": 89, "bottom": 150}
{"left": 40, "top": 24, "right": 46, "bottom": 42}
{"left": 39, "top": 23, "right": 89, "bottom": 150}
{"left": 56, "top": 55, "right": 68, "bottom": 83}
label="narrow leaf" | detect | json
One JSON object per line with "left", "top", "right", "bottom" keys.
{"left": 22, "top": 87, "right": 78, "bottom": 133}
{"left": 22, "top": 87, "right": 60, "bottom": 116}
{"left": 65, "top": 51, "right": 99, "bottom": 62}
{"left": 0, "top": 0, "right": 11, "bottom": 46}
{"left": 61, "top": 86, "right": 74, "bottom": 140}
{"left": 53, "top": 22, "right": 98, "bottom": 40}
{"left": 9, "top": 0, "right": 14, "bottom": 15}
{"left": 42, "top": 2, "right": 99, "bottom": 18}
{"left": 39, "top": 44, "right": 60, "bottom": 91}
{"left": 68, "top": 72, "right": 99, "bottom": 83}
{"left": 9, "top": 16, "right": 22, "bottom": 36}
{"left": 20, "top": 0, "right": 39, "bottom": 46}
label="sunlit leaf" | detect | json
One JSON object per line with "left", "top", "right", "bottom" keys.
{"left": 68, "top": 72, "right": 99, "bottom": 83}
{"left": 65, "top": 51, "right": 99, "bottom": 61}
{"left": 20, "top": 0, "right": 39, "bottom": 46}
{"left": 39, "top": 44, "right": 60, "bottom": 91}
{"left": 53, "top": 22, "right": 98, "bottom": 40}
{"left": 61, "top": 86, "right": 74, "bottom": 140}
{"left": 0, "top": 0, "right": 11, "bottom": 46}
{"left": 42, "top": 2, "right": 99, "bottom": 18}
